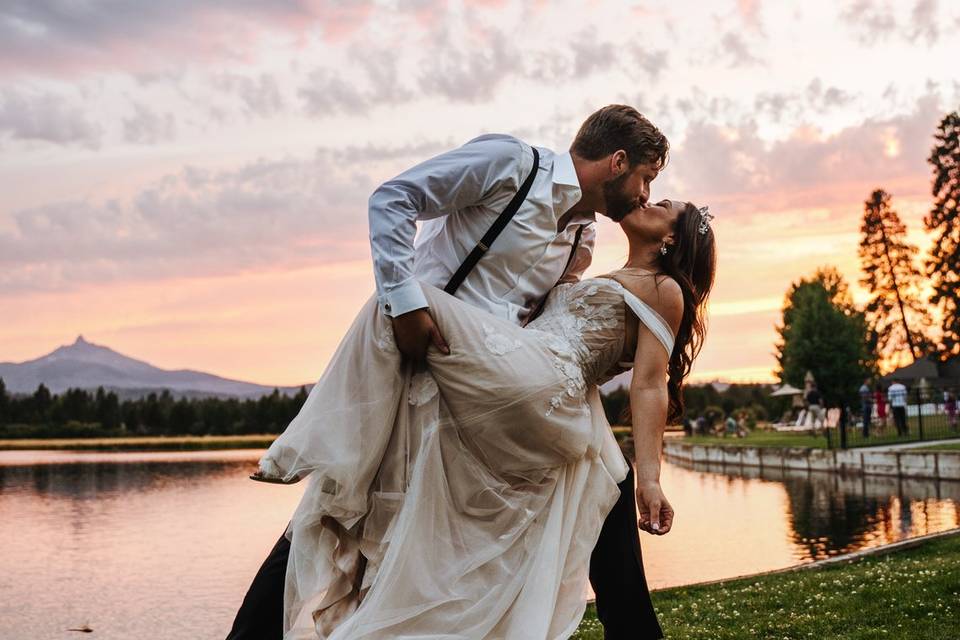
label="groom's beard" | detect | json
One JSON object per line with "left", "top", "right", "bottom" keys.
{"left": 601, "top": 173, "right": 634, "bottom": 222}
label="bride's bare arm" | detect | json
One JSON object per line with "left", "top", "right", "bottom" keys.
{"left": 629, "top": 330, "right": 672, "bottom": 535}
{"left": 627, "top": 277, "right": 683, "bottom": 535}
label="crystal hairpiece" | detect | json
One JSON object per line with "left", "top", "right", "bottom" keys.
{"left": 697, "top": 205, "right": 714, "bottom": 235}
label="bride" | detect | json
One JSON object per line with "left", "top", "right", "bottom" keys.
{"left": 255, "top": 199, "right": 716, "bottom": 639}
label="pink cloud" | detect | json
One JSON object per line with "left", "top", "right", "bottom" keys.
{"left": 0, "top": 1, "right": 375, "bottom": 78}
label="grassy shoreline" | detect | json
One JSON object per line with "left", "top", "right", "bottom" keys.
{"left": 674, "top": 430, "right": 830, "bottom": 448}
{"left": 0, "top": 434, "right": 277, "bottom": 451}
{"left": 573, "top": 529, "right": 960, "bottom": 639}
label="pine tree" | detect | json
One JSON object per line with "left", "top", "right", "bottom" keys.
{"left": 0, "top": 377, "right": 8, "bottom": 425}
{"left": 858, "top": 188, "right": 933, "bottom": 368}
{"left": 775, "top": 267, "right": 874, "bottom": 406}
{"left": 925, "top": 109, "right": 960, "bottom": 356}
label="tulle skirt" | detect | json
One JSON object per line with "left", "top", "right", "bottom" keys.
{"left": 263, "top": 284, "right": 628, "bottom": 639}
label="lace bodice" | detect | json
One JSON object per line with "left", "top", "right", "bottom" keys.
{"left": 526, "top": 276, "right": 675, "bottom": 415}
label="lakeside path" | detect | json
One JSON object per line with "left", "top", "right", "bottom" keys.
{"left": 0, "top": 434, "right": 277, "bottom": 451}
{"left": 574, "top": 528, "right": 960, "bottom": 639}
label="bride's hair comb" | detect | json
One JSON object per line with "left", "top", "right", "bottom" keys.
{"left": 697, "top": 205, "right": 714, "bottom": 235}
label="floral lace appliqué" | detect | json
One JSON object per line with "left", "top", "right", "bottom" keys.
{"left": 408, "top": 372, "right": 439, "bottom": 406}
{"left": 535, "top": 281, "right": 622, "bottom": 416}
{"left": 482, "top": 324, "right": 523, "bottom": 356}
{"left": 376, "top": 319, "right": 399, "bottom": 354}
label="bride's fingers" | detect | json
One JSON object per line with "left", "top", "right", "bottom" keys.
{"left": 649, "top": 499, "right": 662, "bottom": 532}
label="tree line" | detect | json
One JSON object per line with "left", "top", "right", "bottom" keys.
{"left": 0, "top": 377, "right": 309, "bottom": 438}
{"left": 775, "top": 108, "right": 960, "bottom": 406}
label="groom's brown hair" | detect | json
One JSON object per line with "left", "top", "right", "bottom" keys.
{"left": 571, "top": 105, "right": 669, "bottom": 169}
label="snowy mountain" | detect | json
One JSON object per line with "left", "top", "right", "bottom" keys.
{"left": 0, "top": 336, "right": 308, "bottom": 398}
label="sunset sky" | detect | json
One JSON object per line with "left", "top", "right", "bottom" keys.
{"left": 2, "top": 0, "right": 959, "bottom": 386}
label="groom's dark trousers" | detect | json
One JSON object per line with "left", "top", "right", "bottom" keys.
{"left": 226, "top": 455, "right": 663, "bottom": 640}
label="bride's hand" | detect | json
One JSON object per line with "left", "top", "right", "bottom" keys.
{"left": 636, "top": 480, "right": 674, "bottom": 535}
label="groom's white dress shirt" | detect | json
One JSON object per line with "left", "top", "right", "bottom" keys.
{"left": 369, "top": 134, "right": 596, "bottom": 325}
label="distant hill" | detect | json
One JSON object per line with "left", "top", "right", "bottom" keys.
{"left": 0, "top": 336, "right": 310, "bottom": 399}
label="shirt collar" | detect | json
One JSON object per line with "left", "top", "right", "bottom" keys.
{"left": 551, "top": 151, "right": 580, "bottom": 188}
{"left": 551, "top": 150, "right": 585, "bottom": 221}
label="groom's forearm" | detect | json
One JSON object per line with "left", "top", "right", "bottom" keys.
{"left": 367, "top": 136, "right": 524, "bottom": 317}
{"left": 369, "top": 182, "right": 429, "bottom": 317}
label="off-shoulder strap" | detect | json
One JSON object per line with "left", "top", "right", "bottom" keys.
{"left": 621, "top": 289, "right": 675, "bottom": 356}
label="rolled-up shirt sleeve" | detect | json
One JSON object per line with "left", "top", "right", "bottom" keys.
{"left": 558, "top": 222, "right": 596, "bottom": 284}
{"left": 368, "top": 136, "right": 525, "bottom": 317}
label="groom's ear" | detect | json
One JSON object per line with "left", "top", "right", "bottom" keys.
{"left": 609, "top": 150, "right": 629, "bottom": 176}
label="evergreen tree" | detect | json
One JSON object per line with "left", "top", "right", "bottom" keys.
{"left": 32, "top": 383, "right": 53, "bottom": 423}
{"left": 94, "top": 387, "right": 121, "bottom": 431}
{"left": 775, "top": 267, "right": 874, "bottom": 406}
{"left": 925, "top": 109, "right": 960, "bottom": 356}
{"left": 859, "top": 188, "right": 932, "bottom": 367}
{"left": 0, "top": 378, "right": 8, "bottom": 425}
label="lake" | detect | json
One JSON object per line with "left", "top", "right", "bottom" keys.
{"left": 1, "top": 449, "right": 957, "bottom": 639}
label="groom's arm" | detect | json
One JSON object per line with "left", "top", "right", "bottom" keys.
{"left": 368, "top": 135, "right": 527, "bottom": 318}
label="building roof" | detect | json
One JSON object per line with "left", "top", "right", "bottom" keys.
{"left": 883, "top": 355, "right": 960, "bottom": 386}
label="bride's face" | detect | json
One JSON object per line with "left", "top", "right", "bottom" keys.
{"left": 620, "top": 199, "right": 686, "bottom": 246}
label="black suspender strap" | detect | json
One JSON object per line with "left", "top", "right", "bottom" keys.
{"left": 523, "top": 223, "right": 586, "bottom": 326}
{"left": 444, "top": 147, "right": 540, "bottom": 295}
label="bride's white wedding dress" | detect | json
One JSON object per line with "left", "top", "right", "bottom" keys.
{"left": 260, "top": 273, "right": 675, "bottom": 639}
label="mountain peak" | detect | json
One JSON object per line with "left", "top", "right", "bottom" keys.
{"left": 0, "top": 336, "right": 306, "bottom": 398}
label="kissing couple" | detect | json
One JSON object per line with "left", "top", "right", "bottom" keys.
{"left": 227, "top": 105, "right": 717, "bottom": 640}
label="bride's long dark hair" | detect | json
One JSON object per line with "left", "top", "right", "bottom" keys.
{"left": 658, "top": 203, "right": 716, "bottom": 422}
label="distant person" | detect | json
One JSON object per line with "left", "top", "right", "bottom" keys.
{"left": 736, "top": 412, "right": 749, "bottom": 437}
{"left": 724, "top": 414, "right": 737, "bottom": 437}
{"left": 695, "top": 415, "right": 708, "bottom": 436}
{"left": 945, "top": 391, "right": 958, "bottom": 431}
{"left": 805, "top": 383, "right": 825, "bottom": 430}
{"left": 888, "top": 381, "right": 909, "bottom": 437}
{"left": 859, "top": 378, "right": 873, "bottom": 437}
{"left": 874, "top": 383, "right": 888, "bottom": 430}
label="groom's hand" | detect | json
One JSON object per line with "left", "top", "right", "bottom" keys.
{"left": 391, "top": 308, "right": 450, "bottom": 364}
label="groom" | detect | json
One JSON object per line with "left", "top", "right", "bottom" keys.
{"left": 227, "top": 105, "right": 668, "bottom": 640}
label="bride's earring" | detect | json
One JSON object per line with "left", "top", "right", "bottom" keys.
{"left": 660, "top": 244, "right": 668, "bottom": 255}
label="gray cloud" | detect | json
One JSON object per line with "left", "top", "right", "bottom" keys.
{"left": 0, "top": 89, "right": 103, "bottom": 148}
{"left": 214, "top": 73, "right": 285, "bottom": 118}
{"left": 910, "top": 0, "right": 940, "bottom": 42}
{"left": 418, "top": 29, "right": 516, "bottom": 103}
{"left": 0, "top": 0, "right": 373, "bottom": 77}
{"left": 0, "top": 139, "right": 457, "bottom": 293}
{"left": 123, "top": 103, "right": 177, "bottom": 144}
{"left": 630, "top": 47, "right": 669, "bottom": 82}
{"left": 840, "top": 0, "right": 898, "bottom": 44}
{"left": 805, "top": 79, "right": 854, "bottom": 110}
{"left": 1, "top": 156, "right": 360, "bottom": 292}
{"left": 717, "top": 32, "right": 762, "bottom": 67}
{"left": 670, "top": 92, "right": 943, "bottom": 212}
{"left": 568, "top": 27, "right": 617, "bottom": 78}
{"left": 299, "top": 68, "right": 372, "bottom": 117}
{"left": 754, "top": 79, "right": 855, "bottom": 123}
{"left": 297, "top": 23, "right": 669, "bottom": 119}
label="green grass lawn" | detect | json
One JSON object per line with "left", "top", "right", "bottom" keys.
{"left": 573, "top": 531, "right": 960, "bottom": 639}
{"left": 677, "top": 430, "right": 830, "bottom": 449}
{"left": 0, "top": 434, "right": 277, "bottom": 451}
{"left": 916, "top": 441, "right": 960, "bottom": 452}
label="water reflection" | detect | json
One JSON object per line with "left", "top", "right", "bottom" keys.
{"left": 0, "top": 450, "right": 957, "bottom": 639}
{"left": 670, "top": 460, "right": 960, "bottom": 563}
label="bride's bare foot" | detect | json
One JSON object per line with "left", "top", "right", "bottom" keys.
{"left": 249, "top": 458, "right": 301, "bottom": 484}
